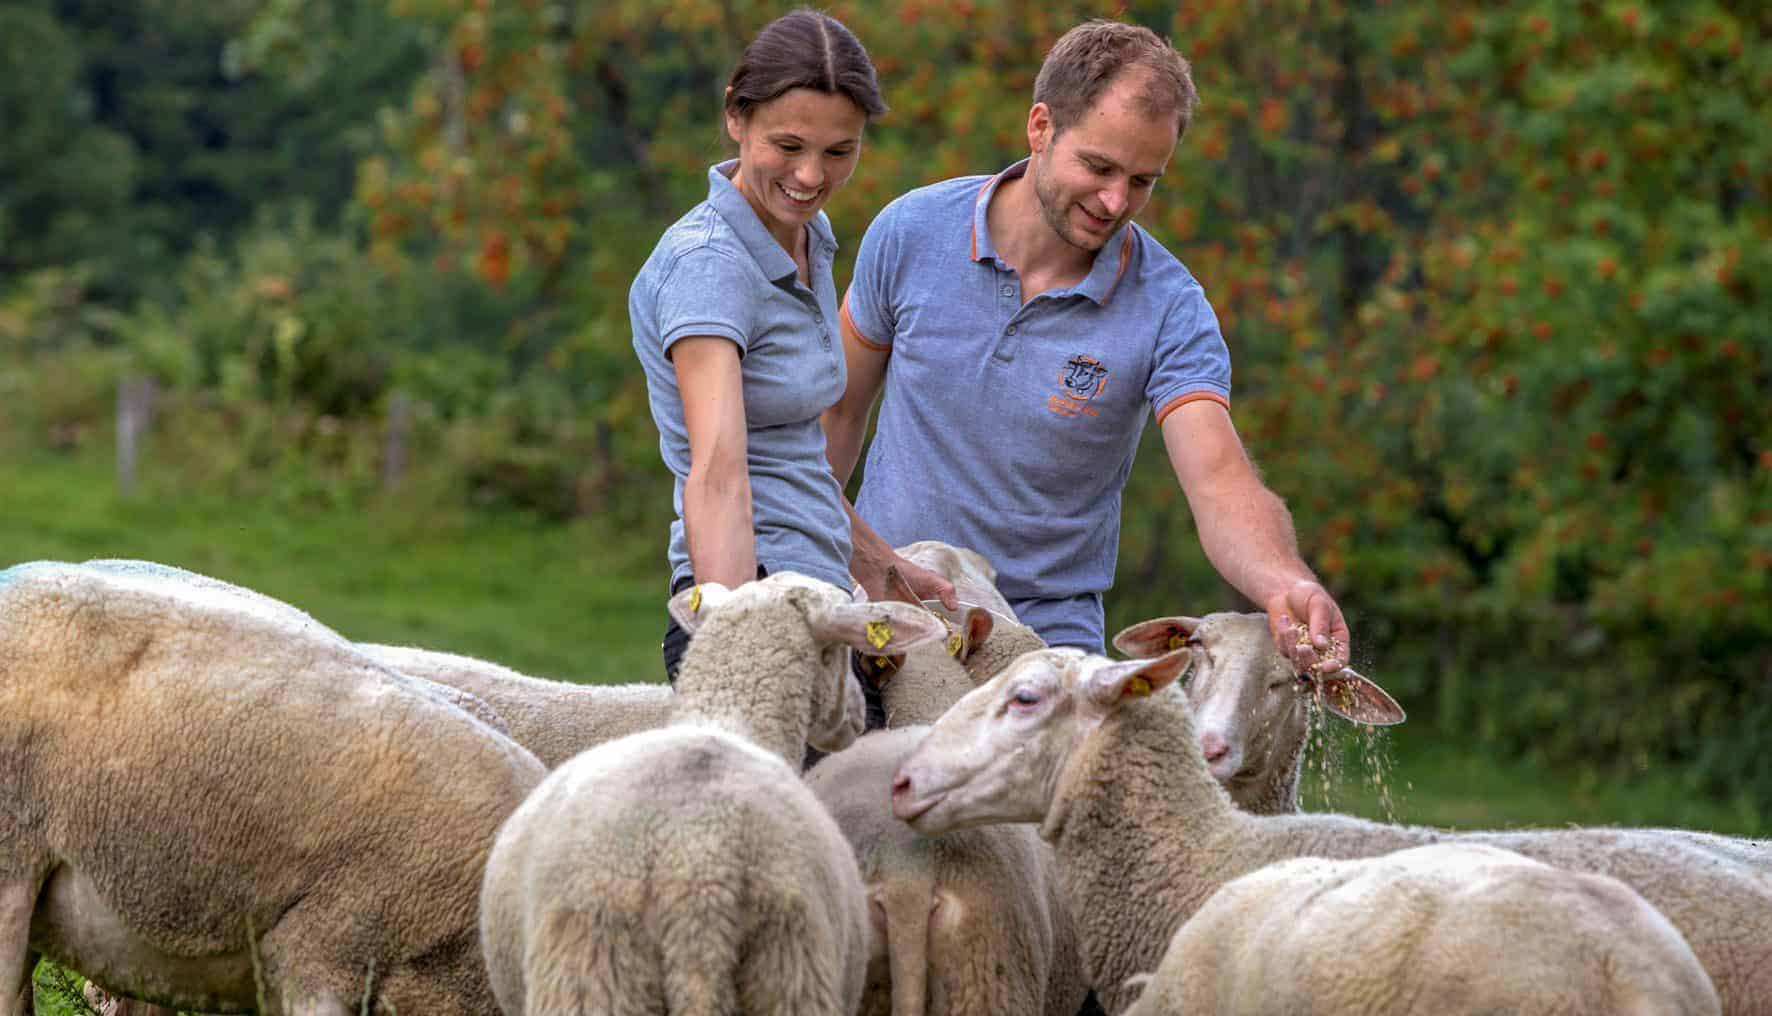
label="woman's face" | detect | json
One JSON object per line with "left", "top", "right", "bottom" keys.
{"left": 726, "top": 88, "right": 867, "bottom": 250}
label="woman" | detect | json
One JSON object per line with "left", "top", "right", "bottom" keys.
{"left": 630, "top": 10, "right": 886, "bottom": 682}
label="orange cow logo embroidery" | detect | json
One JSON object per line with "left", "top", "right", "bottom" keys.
{"left": 1048, "top": 354, "right": 1110, "bottom": 418}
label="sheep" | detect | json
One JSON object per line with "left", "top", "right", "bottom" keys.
{"left": 0, "top": 560, "right": 546, "bottom": 1016}
{"left": 849, "top": 564, "right": 1001, "bottom": 728}
{"left": 895, "top": 540, "right": 1020, "bottom": 624}
{"left": 891, "top": 648, "right": 1772, "bottom": 1015}
{"left": 1121, "top": 842, "right": 1720, "bottom": 1016}
{"left": 355, "top": 643, "right": 671, "bottom": 768}
{"left": 84, "top": 560, "right": 670, "bottom": 768}
{"left": 882, "top": 542, "right": 1046, "bottom": 685}
{"left": 479, "top": 571, "right": 947, "bottom": 1016}
{"left": 77, "top": 559, "right": 513, "bottom": 734}
{"left": 807, "top": 727, "right": 1087, "bottom": 1016}
{"left": 1113, "top": 612, "right": 1404, "bottom": 814}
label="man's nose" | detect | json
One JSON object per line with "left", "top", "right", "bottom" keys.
{"left": 1099, "top": 182, "right": 1129, "bottom": 218}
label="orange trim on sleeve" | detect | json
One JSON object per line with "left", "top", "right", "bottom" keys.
{"left": 840, "top": 296, "right": 891, "bottom": 352}
{"left": 1155, "top": 390, "right": 1230, "bottom": 424}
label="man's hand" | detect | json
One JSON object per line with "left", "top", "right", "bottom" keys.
{"left": 1264, "top": 581, "right": 1350, "bottom": 676}
{"left": 854, "top": 550, "right": 958, "bottom": 610}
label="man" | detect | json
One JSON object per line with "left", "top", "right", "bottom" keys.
{"left": 823, "top": 19, "right": 1349, "bottom": 675}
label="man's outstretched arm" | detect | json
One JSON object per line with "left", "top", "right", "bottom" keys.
{"left": 1161, "top": 399, "right": 1349, "bottom": 674}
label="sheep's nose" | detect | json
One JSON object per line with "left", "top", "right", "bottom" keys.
{"left": 890, "top": 774, "right": 911, "bottom": 799}
{"left": 1200, "top": 730, "right": 1230, "bottom": 763}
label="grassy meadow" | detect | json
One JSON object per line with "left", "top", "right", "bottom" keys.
{"left": 7, "top": 448, "right": 1761, "bottom": 1012}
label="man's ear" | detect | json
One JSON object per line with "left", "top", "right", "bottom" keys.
{"left": 1027, "top": 102, "right": 1053, "bottom": 155}
{"left": 1079, "top": 649, "right": 1193, "bottom": 709}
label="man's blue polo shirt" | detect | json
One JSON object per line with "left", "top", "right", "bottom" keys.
{"left": 842, "top": 160, "right": 1231, "bottom": 651}
{"left": 631, "top": 161, "right": 852, "bottom": 591}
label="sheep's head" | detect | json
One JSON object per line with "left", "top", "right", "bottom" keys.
{"left": 669, "top": 572, "right": 946, "bottom": 752}
{"left": 851, "top": 567, "right": 1000, "bottom": 721}
{"left": 1113, "top": 612, "right": 1403, "bottom": 802}
{"left": 891, "top": 647, "right": 1192, "bottom": 834}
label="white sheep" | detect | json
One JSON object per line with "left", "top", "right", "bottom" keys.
{"left": 356, "top": 643, "right": 671, "bottom": 768}
{"left": 895, "top": 540, "right": 1021, "bottom": 623}
{"left": 78, "top": 559, "right": 513, "bottom": 733}
{"left": 891, "top": 648, "right": 1772, "bottom": 1015}
{"left": 1113, "top": 612, "right": 1404, "bottom": 814}
{"left": 824, "top": 567, "right": 1089, "bottom": 1016}
{"left": 807, "top": 727, "right": 1087, "bottom": 1016}
{"left": 86, "top": 561, "right": 671, "bottom": 769}
{"left": 883, "top": 541, "right": 1047, "bottom": 686}
{"left": 1121, "top": 842, "right": 1720, "bottom": 1015}
{"left": 479, "top": 572, "right": 947, "bottom": 1016}
{"left": 0, "top": 560, "right": 546, "bottom": 1016}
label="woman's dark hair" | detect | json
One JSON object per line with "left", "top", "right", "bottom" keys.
{"left": 724, "top": 9, "right": 887, "bottom": 122}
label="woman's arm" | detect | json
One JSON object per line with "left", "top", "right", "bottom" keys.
{"left": 673, "top": 336, "right": 756, "bottom": 588}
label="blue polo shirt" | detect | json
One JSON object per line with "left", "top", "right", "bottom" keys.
{"left": 842, "top": 160, "right": 1231, "bottom": 650}
{"left": 631, "top": 161, "right": 852, "bottom": 591}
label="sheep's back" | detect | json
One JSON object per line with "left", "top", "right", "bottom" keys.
{"left": 486, "top": 726, "right": 867, "bottom": 1011}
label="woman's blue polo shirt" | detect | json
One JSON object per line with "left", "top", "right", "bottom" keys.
{"left": 630, "top": 161, "right": 851, "bottom": 591}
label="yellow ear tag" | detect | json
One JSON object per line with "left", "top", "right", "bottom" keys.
{"left": 946, "top": 630, "right": 964, "bottom": 658}
{"left": 1167, "top": 633, "right": 1187, "bottom": 651}
{"left": 866, "top": 619, "right": 893, "bottom": 650}
{"left": 688, "top": 586, "right": 702, "bottom": 615}
{"left": 1124, "top": 676, "right": 1153, "bottom": 698}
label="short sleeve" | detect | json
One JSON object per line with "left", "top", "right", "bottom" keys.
{"left": 1147, "top": 283, "right": 1233, "bottom": 423}
{"left": 841, "top": 202, "right": 900, "bottom": 351}
{"left": 656, "top": 248, "right": 757, "bottom": 358}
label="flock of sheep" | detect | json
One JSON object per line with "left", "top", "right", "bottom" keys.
{"left": 3, "top": 547, "right": 1768, "bottom": 1015}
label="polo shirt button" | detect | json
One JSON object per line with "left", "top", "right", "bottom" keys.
{"left": 1000, "top": 285, "right": 1015, "bottom": 296}
{"left": 1006, "top": 325, "right": 1018, "bottom": 335}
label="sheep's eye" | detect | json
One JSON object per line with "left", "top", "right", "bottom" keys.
{"left": 1009, "top": 687, "right": 1044, "bottom": 708}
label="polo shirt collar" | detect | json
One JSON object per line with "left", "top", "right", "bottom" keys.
{"left": 708, "top": 160, "right": 836, "bottom": 284}
{"left": 970, "top": 158, "right": 1134, "bottom": 307}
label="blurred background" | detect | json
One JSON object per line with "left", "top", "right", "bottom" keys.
{"left": 2, "top": 0, "right": 1766, "bottom": 850}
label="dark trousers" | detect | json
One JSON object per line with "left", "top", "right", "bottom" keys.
{"left": 660, "top": 571, "right": 887, "bottom": 733}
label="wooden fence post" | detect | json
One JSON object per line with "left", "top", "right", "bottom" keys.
{"left": 116, "top": 375, "right": 156, "bottom": 496}
{"left": 380, "top": 390, "right": 410, "bottom": 490}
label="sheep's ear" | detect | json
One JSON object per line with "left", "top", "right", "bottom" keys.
{"left": 1080, "top": 649, "right": 1193, "bottom": 708}
{"left": 954, "top": 606, "right": 994, "bottom": 663}
{"left": 808, "top": 600, "right": 947, "bottom": 655}
{"left": 667, "top": 582, "right": 734, "bottom": 633}
{"left": 1315, "top": 669, "right": 1406, "bottom": 726}
{"left": 1111, "top": 616, "right": 1202, "bottom": 658}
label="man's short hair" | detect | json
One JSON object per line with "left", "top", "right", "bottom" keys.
{"left": 1033, "top": 19, "right": 1197, "bottom": 139}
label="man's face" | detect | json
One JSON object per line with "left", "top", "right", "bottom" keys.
{"left": 1028, "top": 72, "right": 1180, "bottom": 253}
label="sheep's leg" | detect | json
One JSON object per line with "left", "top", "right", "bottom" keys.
{"left": 0, "top": 882, "right": 38, "bottom": 1016}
